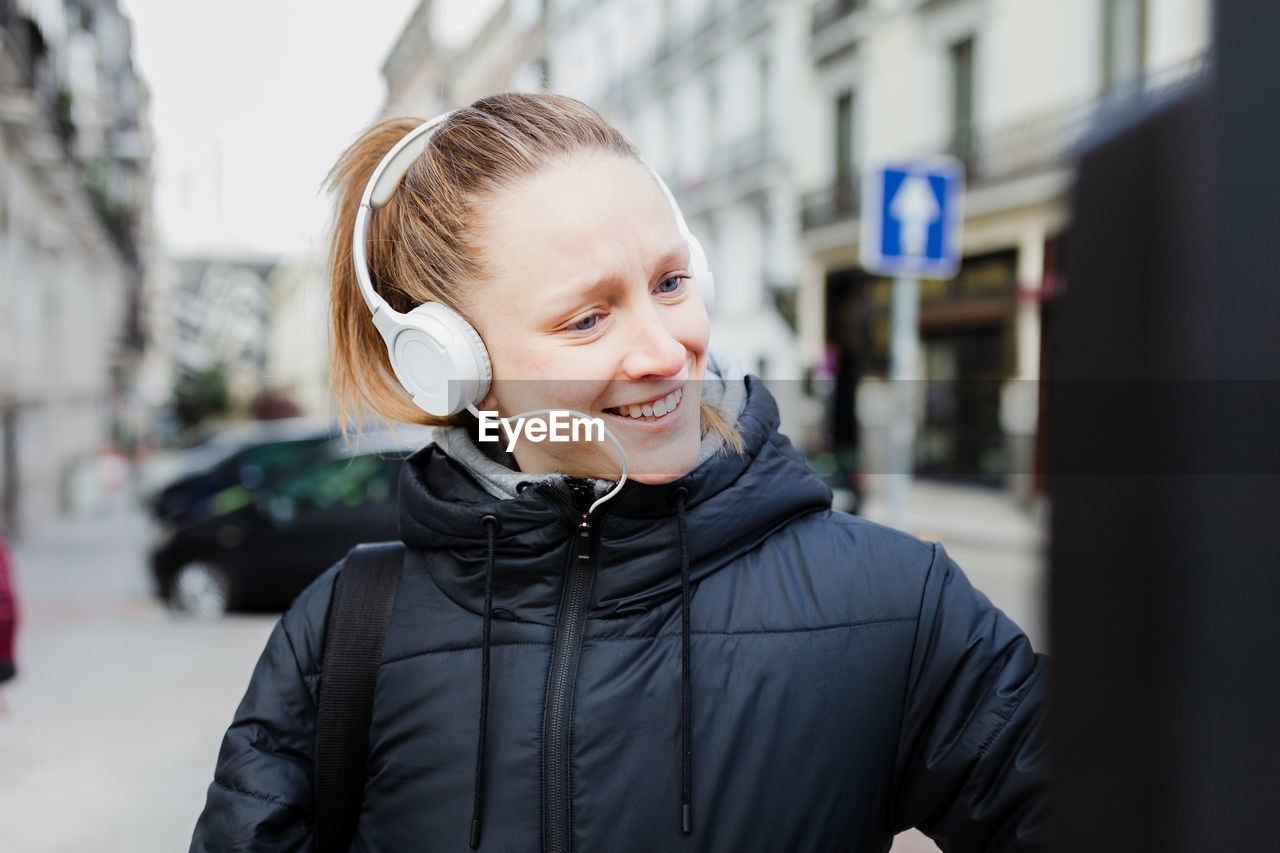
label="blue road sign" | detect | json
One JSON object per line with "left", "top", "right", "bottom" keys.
{"left": 860, "top": 156, "right": 965, "bottom": 278}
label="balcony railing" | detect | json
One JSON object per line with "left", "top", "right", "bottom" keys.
{"left": 707, "top": 128, "right": 781, "bottom": 186}
{"left": 801, "top": 55, "right": 1208, "bottom": 235}
{"left": 957, "top": 52, "right": 1211, "bottom": 186}
{"left": 812, "top": 0, "right": 870, "bottom": 35}
{"left": 801, "top": 173, "right": 860, "bottom": 231}
{"left": 693, "top": 6, "right": 722, "bottom": 43}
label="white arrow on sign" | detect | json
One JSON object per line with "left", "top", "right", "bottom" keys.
{"left": 888, "top": 174, "right": 940, "bottom": 256}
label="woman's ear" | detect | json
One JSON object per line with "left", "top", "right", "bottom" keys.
{"left": 477, "top": 385, "right": 501, "bottom": 415}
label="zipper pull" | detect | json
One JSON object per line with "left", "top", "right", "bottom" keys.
{"left": 566, "top": 478, "right": 594, "bottom": 529}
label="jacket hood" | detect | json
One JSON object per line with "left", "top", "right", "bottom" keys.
{"left": 398, "top": 376, "right": 833, "bottom": 620}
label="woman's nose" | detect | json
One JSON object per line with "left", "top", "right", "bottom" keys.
{"left": 619, "top": 305, "right": 687, "bottom": 379}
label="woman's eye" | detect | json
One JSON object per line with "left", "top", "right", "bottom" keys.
{"left": 570, "top": 314, "right": 600, "bottom": 332}
{"left": 657, "top": 275, "right": 688, "bottom": 294}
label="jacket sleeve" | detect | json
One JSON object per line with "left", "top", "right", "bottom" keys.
{"left": 189, "top": 569, "right": 335, "bottom": 852}
{"left": 889, "top": 541, "right": 1049, "bottom": 852}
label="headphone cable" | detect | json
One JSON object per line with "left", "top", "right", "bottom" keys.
{"left": 465, "top": 403, "right": 629, "bottom": 514}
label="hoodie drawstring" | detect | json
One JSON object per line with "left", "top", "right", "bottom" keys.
{"left": 674, "top": 487, "right": 693, "bottom": 835}
{"left": 470, "top": 494, "right": 694, "bottom": 844}
{"left": 471, "top": 514, "right": 500, "bottom": 849}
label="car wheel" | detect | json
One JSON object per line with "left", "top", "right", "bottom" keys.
{"left": 168, "top": 559, "right": 234, "bottom": 619}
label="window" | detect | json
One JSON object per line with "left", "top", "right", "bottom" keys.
{"left": 707, "top": 71, "right": 720, "bottom": 163}
{"left": 759, "top": 51, "right": 771, "bottom": 132}
{"left": 236, "top": 438, "right": 330, "bottom": 487}
{"left": 759, "top": 201, "right": 772, "bottom": 258}
{"left": 949, "top": 36, "right": 976, "bottom": 167}
{"left": 834, "top": 90, "right": 855, "bottom": 184}
{"left": 274, "top": 453, "right": 395, "bottom": 511}
{"left": 1103, "top": 0, "right": 1147, "bottom": 93}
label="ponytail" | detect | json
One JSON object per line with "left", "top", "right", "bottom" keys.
{"left": 326, "top": 117, "right": 446, "bottom": 431}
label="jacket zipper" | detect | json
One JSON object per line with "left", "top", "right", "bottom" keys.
{"left": 542, "top": 479, "right": 598, "bottom": 853}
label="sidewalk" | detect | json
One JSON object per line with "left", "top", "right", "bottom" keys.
{"left": 9, "top": 506, "right": 153, "bottom": 613}
{"left": 858, "top": 478, "right": 1047, "bottom": 551}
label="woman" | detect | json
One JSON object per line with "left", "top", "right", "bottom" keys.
{"left": 191, "top": 93, "right": 1047, "bottom": 852}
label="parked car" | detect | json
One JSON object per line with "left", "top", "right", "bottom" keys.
{"left": 149, "top": 418, "right": 335, "bottom": 523}
{"left": 149, "top": 426, "right": 429, "bottom": 618}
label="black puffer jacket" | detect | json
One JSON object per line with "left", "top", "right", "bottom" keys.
{"left": 191, "top": 378, "right": 1048, "bottom": 852}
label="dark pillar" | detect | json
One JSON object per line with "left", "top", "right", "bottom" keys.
{"left": 1049, "top": 3, "right": 1280, "bottom": 850}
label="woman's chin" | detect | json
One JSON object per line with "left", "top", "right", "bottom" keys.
{"left": 520, "top": 433, "right": 701, "bottom": 486}
{"left": 622, "top": 446, "right": 700, "bottom": 485}
{"left": 626, "top": 469, "right": 690, "bottom": 486}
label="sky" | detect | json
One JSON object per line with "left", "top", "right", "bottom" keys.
{"left": 122, "top": 0, "right": 501, "bottom": 258}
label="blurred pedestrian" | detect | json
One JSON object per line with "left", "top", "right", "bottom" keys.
{"left": 191, "top": 93, "right": 1048, "bottom": 852}
{"left": 0, "top": 529, "right": 17, "bottom": 714}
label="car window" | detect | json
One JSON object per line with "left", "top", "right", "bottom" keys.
{"left": 235, "top": 438, "right": 331, "bottom": 487}
{"left": 271, "top": 453, "right": 397, "bottom": 511}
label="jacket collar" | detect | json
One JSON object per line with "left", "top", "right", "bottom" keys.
{"left": 397, "top": 376, "right": 833, "bottom": 621}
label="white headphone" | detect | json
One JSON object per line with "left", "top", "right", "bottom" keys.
{"left": 352, "top": 109, "right": 715, "bottom": 418}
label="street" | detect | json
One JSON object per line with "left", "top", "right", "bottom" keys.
{"left": 0, "top": 483, "right": 1044, "bottom": 852}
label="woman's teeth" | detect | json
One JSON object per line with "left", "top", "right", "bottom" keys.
{"left": 610, "top": 388, "right": 682, "bottom": 421}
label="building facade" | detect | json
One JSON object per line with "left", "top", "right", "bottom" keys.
{"left": 798, "top": 0, "right": 1210, "bottom": 500}
{"left": 169, "top": 254, "right": 277, "bottom": 413}
{"left": 0, "top": 0, "right": 152, "bottom": 533}
{"left": 547, "top": 0, "right": 808, "bottom": 404}
{"left": 264, "top": 250, "right": 331, "bottom": 420}
{"left": 381, "top": 0, "right": 547, "bottom": 121}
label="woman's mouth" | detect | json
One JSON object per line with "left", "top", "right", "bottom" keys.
{"left": 603, "top": 388, "right": 683, "bottom": 422}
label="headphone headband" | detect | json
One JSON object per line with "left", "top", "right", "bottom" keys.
{"left": 366, "top": 112, "right": 456, "bottom": 208}
{"left": 352, "top": 112, "right": 455, "bottom": 316}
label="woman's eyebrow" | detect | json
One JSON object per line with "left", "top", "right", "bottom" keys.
{"left": 558, "top": 275, "right": 614, "bottom": 302}
{"left": 536, "top": 243, "right": 695, "bottom": 318}
{"left": 656, "top": 243, "right": 692, "bottom": 267}
{"left": 561, "top": 243, "right": 692, "bottom": 296}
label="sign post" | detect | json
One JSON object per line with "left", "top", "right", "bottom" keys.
{"left": 860, "top": 157, "right": 964, "bottom": 530}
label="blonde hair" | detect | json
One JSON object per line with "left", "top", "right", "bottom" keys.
{"left": 325, "top": 92, "right": 743, "bottom": 455}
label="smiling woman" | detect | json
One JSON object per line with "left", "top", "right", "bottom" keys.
{"left": 324, "top": 97, "right": 737, "bottom": 484}
{"left": 190, "top": 93, "right": 1049, "bottom": 853}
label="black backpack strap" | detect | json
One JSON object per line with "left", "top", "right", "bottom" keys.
{"left": 314, "top": 541, "right": 404, "bottom": 853}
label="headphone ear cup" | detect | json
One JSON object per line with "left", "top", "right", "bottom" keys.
{"left": 686, "top": 233, "right": 714, "bottom": 314}
{"left": 380, "top": 302, "right": 492, "bottom": 417}
{"left": 444, "top": 304, "right": 493, "bottom": 402}
{"left": 697, "top": 269, "right": 715, "bottom": 314}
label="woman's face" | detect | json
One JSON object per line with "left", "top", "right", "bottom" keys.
{"left": 463, "top": 152, "right": 711, "bottom": 485}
